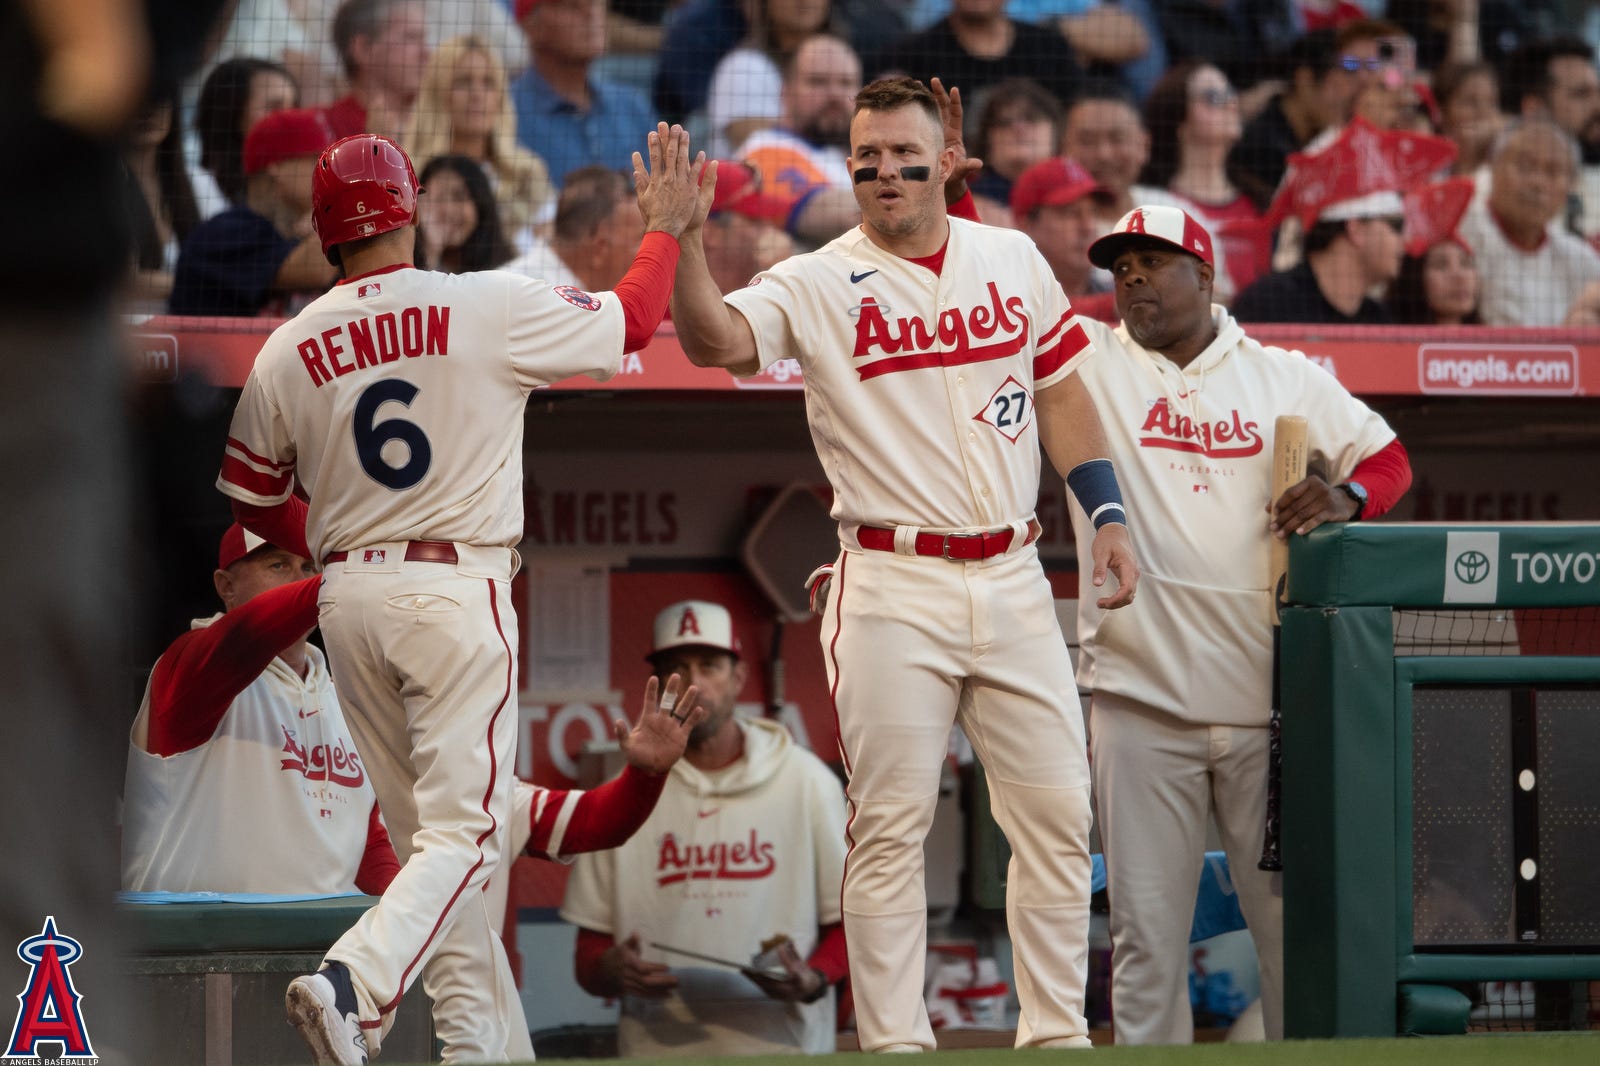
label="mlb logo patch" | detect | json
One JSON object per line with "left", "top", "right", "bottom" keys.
{"left": 363, "top": 549, "right": 387, "bottom": 564}
{"left": 553, "top": 285, "right": 602, "bottom": 311}
{"left": 358, "top": 282, "right": 382, "bottom": 298}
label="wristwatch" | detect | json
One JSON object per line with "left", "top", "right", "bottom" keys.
{"left": 1337, "top": 481, "right": 1368, "bottom": 520}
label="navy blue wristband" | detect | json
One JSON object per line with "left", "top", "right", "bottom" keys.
{"left": 1066, "top": 458, "right": 1127, "bottom": 530}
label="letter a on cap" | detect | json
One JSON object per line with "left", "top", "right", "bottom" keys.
{"left": 677, "top": 607, "right": 701, "bottom": 637}
{"left": 1126, "top": 209, "right": 1147, "bottom": 234}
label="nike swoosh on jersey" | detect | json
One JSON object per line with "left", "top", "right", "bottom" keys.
{"left": 850, "top": 269, "right": 878, "bottom": 284}
{"left": 697, "top": 809, "right": 719, "bottom": 818}
{"left": 297, "top": 709, "right": 319, "bottom": 719}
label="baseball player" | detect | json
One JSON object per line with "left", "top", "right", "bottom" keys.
{"left": 217, "top": 126, "right": 712, "bottom": 1065}
{"left": 666, "top": 78, "right": 1140, "bottom": 1052}
{"left": 122, "top": 523, "right": 398, "bottom": 897}
{"left": 1073, "top": 205, "right": 1413, "bottom": 1044}
{"left": 560, "top": 599, "right": 849, "bottom": 1056}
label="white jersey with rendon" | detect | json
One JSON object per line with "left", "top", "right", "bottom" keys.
{"left": 725, "top": 217, "right": 1092, "bottom": 537}
{"left": 122, "top": 632, "right": 373, "bottom": 893}
{"left": 560, "top": 718, "right": 847, "bottom": 1056}
{"left": 218, "top": 266, "right": 624, "bottom": 558}
{"left": 1072, "top": 307, "right": 1396, "bottom": 727}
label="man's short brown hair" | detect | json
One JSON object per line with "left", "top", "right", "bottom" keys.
{"left": 853, "top": 76, "right": 940, "bottom": 131}
{"left": 554, "top": 166, "right": 632, "bottom": 243}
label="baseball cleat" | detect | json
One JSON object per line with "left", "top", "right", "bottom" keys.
{"left": 286, "top": 961, "right": 369, "bottom": 1064}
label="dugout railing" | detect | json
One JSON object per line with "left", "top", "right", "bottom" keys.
{"left": 1282, "top": 522, "right": 1600, "bottom": 1038}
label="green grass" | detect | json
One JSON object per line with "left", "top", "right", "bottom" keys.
{"left": 513, "top": 1033, "right": 1598, "bottom": 1066}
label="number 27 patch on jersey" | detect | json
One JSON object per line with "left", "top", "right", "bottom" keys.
{"left": 973, "top": 376, "right": 1034, "bottom": 444}
{"left": 553, "top": 286, "right": 602, "bottom": 311}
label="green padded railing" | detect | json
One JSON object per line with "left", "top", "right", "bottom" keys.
{"left": 1281, "top": 523, "right": 1600, "bottom": 1039}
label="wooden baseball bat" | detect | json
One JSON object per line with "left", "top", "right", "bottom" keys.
{"left": 1259, "top": 415, "right": 1307, "bottom": 872}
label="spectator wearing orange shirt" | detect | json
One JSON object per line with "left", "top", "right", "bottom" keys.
{"left": 738, "top": 34, "right": 863, "bottom": 246}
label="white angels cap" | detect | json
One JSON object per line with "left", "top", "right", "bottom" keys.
{"left": 649, "top": 600, "right": 742, "bottom": 661}
{"left": 1317, "top": 188, "right": 1406, "bottom": 223}
{"left": 1087, "top": 204, "right": 1216, "bottom": 269}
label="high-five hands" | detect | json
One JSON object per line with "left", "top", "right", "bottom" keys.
{"left": 930, "top": 77, "right": 983, "bottom": 206}
{"left": 633, "top": 122, "right": 718, "bottom": 238}
{"left": 615, "top": 674, "right": 706, "bottom": 776}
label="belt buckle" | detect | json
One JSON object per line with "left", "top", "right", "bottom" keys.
{"left": 942, "top": 531, "right": 983, "bottom": 560}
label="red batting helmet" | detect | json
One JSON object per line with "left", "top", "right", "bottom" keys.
{"left": 312, "top": 134, "right": 420, "bottom": 264}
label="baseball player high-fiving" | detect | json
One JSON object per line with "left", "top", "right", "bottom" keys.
{"left": 218, "top": 126, "right": 713, "bottom": 1065}
{"left": 668, "top": 77, "right": 1140, "bottom": 1052}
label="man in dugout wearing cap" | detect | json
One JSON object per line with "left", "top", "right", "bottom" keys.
{"left": 560, "top": 598, "right": 850, "bottom": 1056}
{"left": 1068, "top": 204, "right": 1413, "bottom": 1044}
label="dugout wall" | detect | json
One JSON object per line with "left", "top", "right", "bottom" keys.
{"left": 1281, "top": 522, "right": 1600, "bottom": 1038}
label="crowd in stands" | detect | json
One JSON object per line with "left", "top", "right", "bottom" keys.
{"left": 124, "top": 0, "right": 1600, "bottom": 328}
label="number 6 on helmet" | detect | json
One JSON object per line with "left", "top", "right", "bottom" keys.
{"left": 312, "top": 134, "right": 420, "bottom": 266}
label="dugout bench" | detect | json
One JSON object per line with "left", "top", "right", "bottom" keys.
{"left": 123, "top": 895, "right": 435, "bottom": 1065}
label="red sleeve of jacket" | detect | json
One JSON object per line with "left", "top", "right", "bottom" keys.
{"left": 546, "top": 764, "right": 668, "bottom": 854}
{"left": 231, "top": 495, "right": 312, "bottom": 561}
{"left": 947, "top": 188, "right": 979, "bottom": 222}
{"left": 355, "top": 801, "right": 400, "bottom": 895}
{"left": 145, "top": 576, "right": 322, "bottom": 756}
{"left": 806, "top": 921, "right": 848, "bottom": 984}
{"left": 574, "top": 926, "right": 618, "bottom": 997}
{"left": 1347, "top": 437, "right": 1412, "bottom": 519}
{"left": 612, "top": 232, "right": 681, "bottom": 352}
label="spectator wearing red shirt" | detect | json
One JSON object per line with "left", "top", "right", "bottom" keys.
{"left": 323, "top": 0, "right": 431, "bottom": 140}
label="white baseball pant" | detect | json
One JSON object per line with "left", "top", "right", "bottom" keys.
{"left": 823, "top": 542, "right": 1094, "bottom": 1052}
{"left": 1089, "top": 690, "right": 1284, "bottom": 1045}
{"left": 315, "top": 544, "right": 521, "bottom": 1060}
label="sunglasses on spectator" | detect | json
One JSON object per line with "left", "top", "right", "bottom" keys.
{"left": 1339, "top": 38, "right": 1414, "bottom": 73}
{"left": 1190, "top": 87, "right": 1238, "bottom": 107}
{"left": 1369, "top": 216, "right": 1405, "bottom": 234}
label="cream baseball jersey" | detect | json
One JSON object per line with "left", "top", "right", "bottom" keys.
{"left": 560, "top": 718, "right": 846, "bottom": 1056}
{"left": 725, "top": 217, "right": 1092, "bottom": 534}
{"left": 1071, "top": 307, "right": 1394, "bottom": 726}
{"left": 122, "top": 634, "right": 373, "bottom": 893}
{"left": 218, "top": 267, "right": 625, "bottom": 559}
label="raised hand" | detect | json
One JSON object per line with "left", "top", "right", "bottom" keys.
{"left": 633, "top": 122, "right": 717, "bottom": 239}
{"left": 614, "top": 674, "right": 706, "bottom": 775}
{"left": 930, "top": 77, "right": 983, "bottom": 206}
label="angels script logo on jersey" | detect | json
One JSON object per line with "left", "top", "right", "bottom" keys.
{"left": 279, "top": 726, "right": 366, "bottom": 788}
{"left": 1137, "top": 398, "right": 1263, "bottom": 458}
{"left": 851, "top": 283, "right": 1029, "bottom": 382}
{"left": 656, "top": 829, "right": 776, "bottom": 886}
{"left": 5, "top": 917, "right": 96, "bottom": 1061}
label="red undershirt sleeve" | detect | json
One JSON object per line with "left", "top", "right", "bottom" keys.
{"left": 144, "top": 576, "right": 322, "bottom": 756}
{"left": 557, "top": 764, "right": 669, "bottom": 853}
{"left": 806, "top": 921, "right": 849, "bottom": 984}
{"left": 947, "top": 188, "right": 979, "bottom": 223}
{"left": 1347, "top": 437, "right": 1412, "bottom": 519}
{"left": 574, "top": 927, "right": 618, "bottom": 997}
{"left": 612, "top": 231, "right": 681, "bottom": 352}
{"left": 231, "top": 495, "right": 312, "bottom": 561}
{"left": 355, "top": 801, "right": 401, "bottom": 894}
